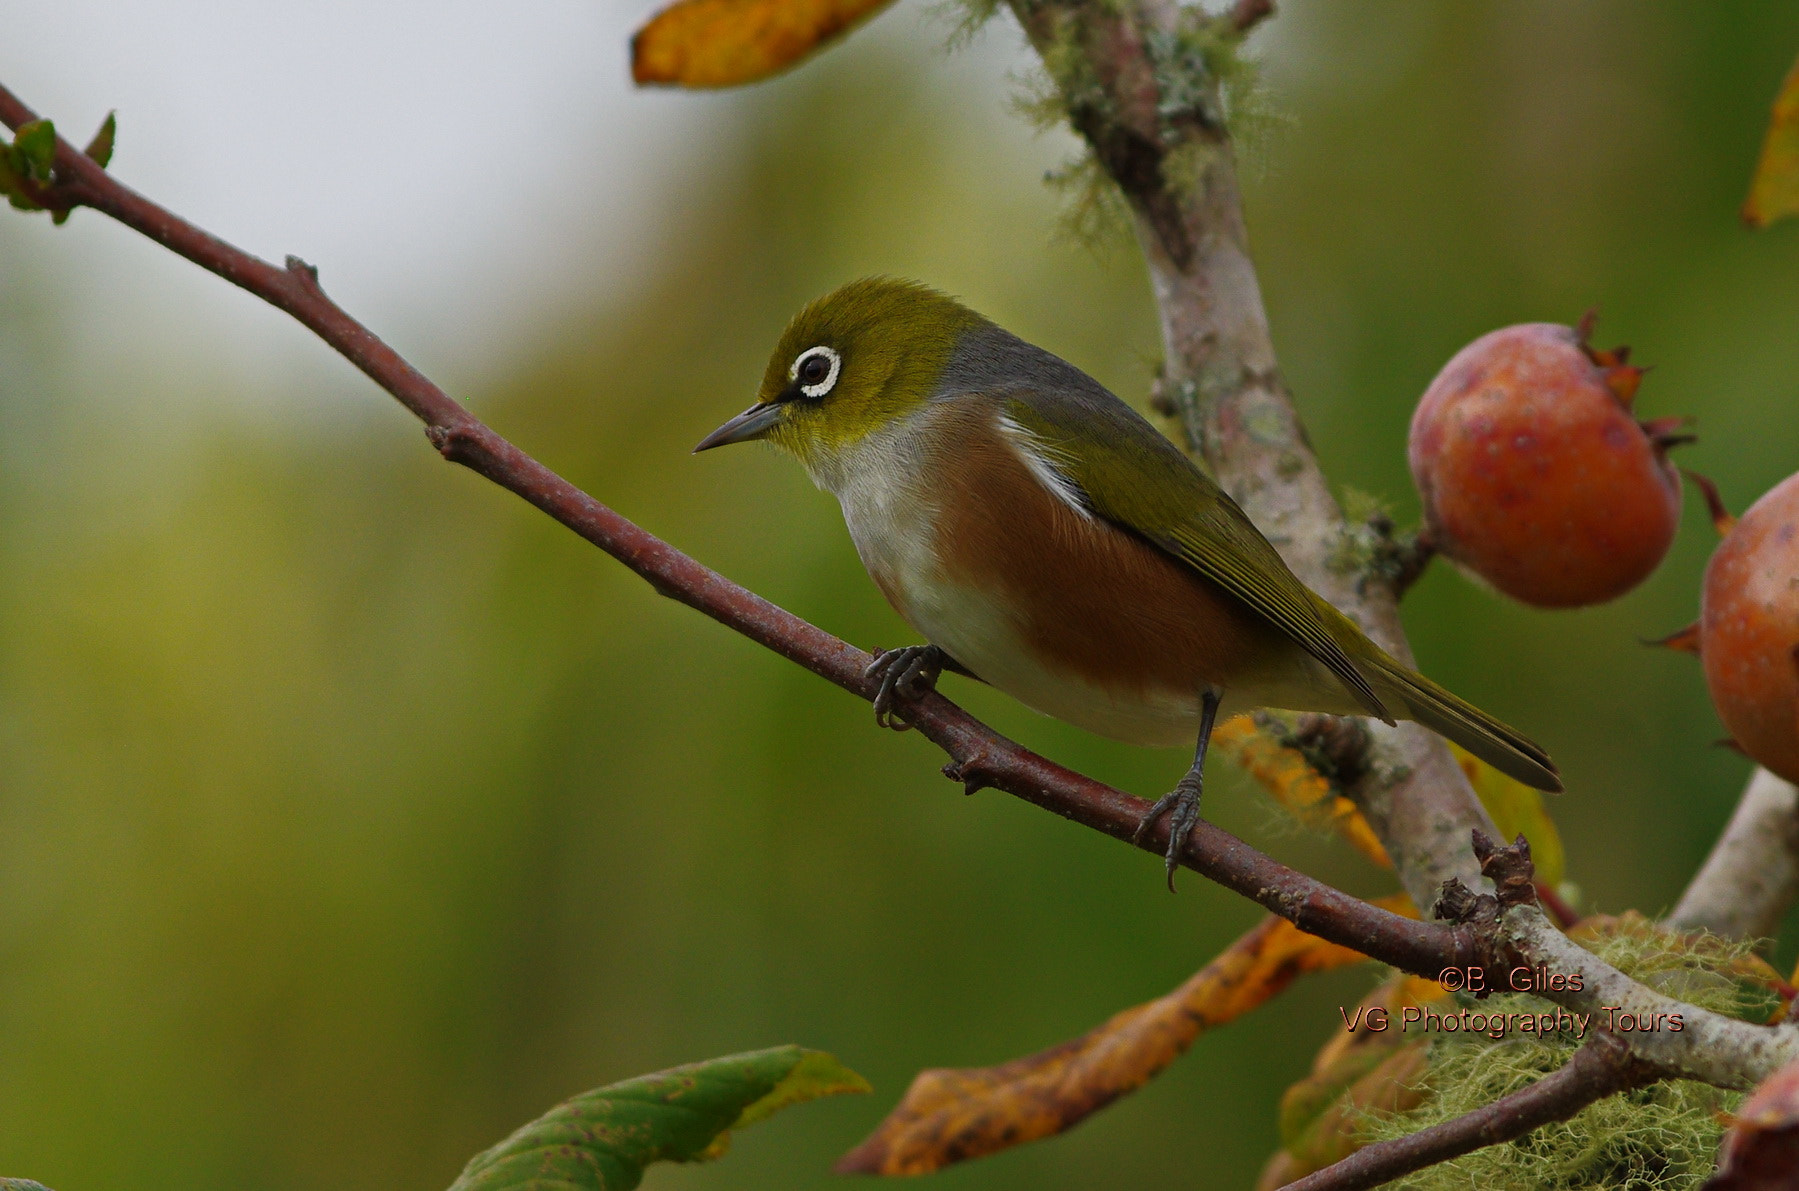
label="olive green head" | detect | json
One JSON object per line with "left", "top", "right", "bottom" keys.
{"left": 695, "top": 277, "right": 987, "bottom": 472}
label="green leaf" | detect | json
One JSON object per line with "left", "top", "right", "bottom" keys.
{"left": 0, "top": 120, "right": 54, "bottom": 213}
{"left": 448, "top": 1045, "right": 870, "bottom": 1191}
{"left": 84, "top": 112, "right": 116, "bottom": 169}
{"left": 11, "top": 120, "right": 56, "bottom": 181}
{"left": 0, "top": 157, "right": 43, "bottom": 212}
{"left": 0, "top": 153, "right": 31, "bottom": 209}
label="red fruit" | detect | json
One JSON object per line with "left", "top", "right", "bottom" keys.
{"left": 1699, "top": 472, "right": 1799, "bottom": 785}
{"left": 1408, "top": 317, "right": 1687, "bottom": 608}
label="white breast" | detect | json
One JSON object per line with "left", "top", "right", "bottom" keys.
{"left": 819, "top": 418, "right": 941, "bottom": 610}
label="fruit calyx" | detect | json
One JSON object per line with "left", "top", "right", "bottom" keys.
{"left": 1646, "top": 622, "right": 1702, "bottom": 656}
{"left": 1575, "top": 309, "right": 1647, "bottom": 407}
{"left": 1682, "top": 469, "right": 1738, "bottom": 537}
{"left": 1639, "top": 415, "right": 1697, "bottom": 453}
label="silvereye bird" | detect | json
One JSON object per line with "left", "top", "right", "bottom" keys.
{"left": 697, "top": 278, "right": 1560, "bottom": 883}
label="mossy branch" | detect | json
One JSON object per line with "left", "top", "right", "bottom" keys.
{"left": 1282, "top": 1038, "right": 1660, "bottom": 1191}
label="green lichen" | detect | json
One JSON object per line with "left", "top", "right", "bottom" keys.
{"left": 1361, "top": 922, "right": 1779, "bottom": 1191}
{"left": 1148, "top": 13, "right": 1288, "bottom": 186}
{"left": 1338, "top": 486, "right": 1392, "bottom": 528}
{"left": 934, "top": 0, "right": 1005, "bottom": 48}
{"left": 1042, "top": 148, "right": 1135, "bottom": 248}
{"left": 1146, "top": 22, "right": 1231, "bottom": 130}
{"left": 1036, "top": 11, "right": 1108, "bottom": 123}
{"left": 988, "top": 13, "right": 1133, "bottom": 249}
{"left": 1158, "top": 138, "right": 1219, "bottom": 204}
{"left": 1326, "top": 488, "right": 1436, "bottom": 592}
{"left": 952, "top": 1, "right": 1287, "bottom": 237}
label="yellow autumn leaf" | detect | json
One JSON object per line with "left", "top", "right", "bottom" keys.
{"left": 632, "top": 0, "right": 897, "bottom": 89}
{"left": 1745, "top": 51, "right": 1799, "bottom": 228}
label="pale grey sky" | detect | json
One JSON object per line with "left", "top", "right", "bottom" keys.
{"left": 1, "top": 1, "right": 1341, "bottom": 424}
{"left": 2, "top": 1, "right": 1051, "bottom": 405}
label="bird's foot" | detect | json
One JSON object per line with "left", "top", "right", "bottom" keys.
{"left": 866, "top": 645, "right": 945, "bottom": 731}
{"left": 1132, "top": 770, "right": 1205, "bottom": 892}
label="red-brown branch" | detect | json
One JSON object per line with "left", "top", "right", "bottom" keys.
{"left": 1280, "top": 1038, "right": 1658, "bottom": 1191}
{"left": 0, "top": 81, "right": 1473, "bottom": 981}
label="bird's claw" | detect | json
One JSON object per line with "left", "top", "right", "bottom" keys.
{"left": 866, "top": 645, "right": 944, "bottom": 731}
{"left": 1132, "top": 773, "right": 1204, "bottom": 892}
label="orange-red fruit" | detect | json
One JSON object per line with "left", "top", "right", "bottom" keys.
{"left": 1408, "top": 320, "right": 1683, "bottom": 608}
{"left": 1700, "top": 472, "right": 1799, "bottom": 785}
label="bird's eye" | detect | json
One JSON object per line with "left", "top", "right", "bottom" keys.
{"left": 790, "top": 345, "right": 842, "bottom": 398}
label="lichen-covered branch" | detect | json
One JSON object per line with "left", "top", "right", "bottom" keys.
{"left": 1279, "top": 1037, "right": 1658, "bottom": 1191}
{"left": 1438, "top": 834, "right": 1799, "bottom": 1090}
{"left": 1497, "top": 904, "right": 1798, "bottom": 1088}
{"left": 1003, "top": 0, "right": 1494, "bottom": 908}
{"left": 1667, "top": 767, "right": 1799, "bottom": 942}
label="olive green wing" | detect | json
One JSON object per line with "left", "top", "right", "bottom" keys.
{"left": 1000, "top": 390, "right": 1395, "bottom": 724}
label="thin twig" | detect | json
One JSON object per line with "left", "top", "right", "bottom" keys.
{"left": 0, "top": 82, "right": 1465, "bottom": 976}
{"left": 1435, "top": 837, "right": 1799, "bottom": 1090}
{"left": 1280, "top": 1038, "right": 1658, "bottom": 1191}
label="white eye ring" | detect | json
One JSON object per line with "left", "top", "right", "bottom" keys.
{"left": 789, "top": 345, "right": 842, "bottom": 398}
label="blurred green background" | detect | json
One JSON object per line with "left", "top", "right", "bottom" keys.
{"left": 4, "top": 2, "right": 1799, "bottom": 1188}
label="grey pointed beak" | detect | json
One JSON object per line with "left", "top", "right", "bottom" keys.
{"left": 693, "top": 402, "right": 784, "bottom": 453}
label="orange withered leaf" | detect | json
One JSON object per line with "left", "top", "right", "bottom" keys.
{"left": 1214, "top": 717, "right": 1571, "bottom": 897}
{"left": 631, "top": 0, "right": 896, "bottom": 88}
{"left": 1744, "top": 52, "right": 1799, "bottom": 228}
{"left": 836, "top": 900, "right": 1412, "bottom": 1176}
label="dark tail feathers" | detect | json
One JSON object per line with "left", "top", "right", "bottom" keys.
{"left": 1371, "top": 660, "right": 1562, "bottom": 793}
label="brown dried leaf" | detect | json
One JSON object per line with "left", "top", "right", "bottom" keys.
{"left": 837, "top": 900, "right": 1412, "bottom": 1176}
{"left": 1744, "top": 52, "right": 1799, "bottom": 228}
{"left": 631, "top": 0, "right": 896, "bottom": 88}
{"left": 1706, "top": 1055, "right": 1799, "bottom": 1188}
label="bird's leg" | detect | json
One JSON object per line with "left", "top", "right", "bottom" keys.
{"left": 865, "top": 644, "right": 946, "bottom": 731}
{"left": 1133, "top": 687, "right": 1224, "bottom": 891}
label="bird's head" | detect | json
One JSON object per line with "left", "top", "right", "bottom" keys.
{"left": 695, "top": 277, "right": 985, "bottom": 479}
